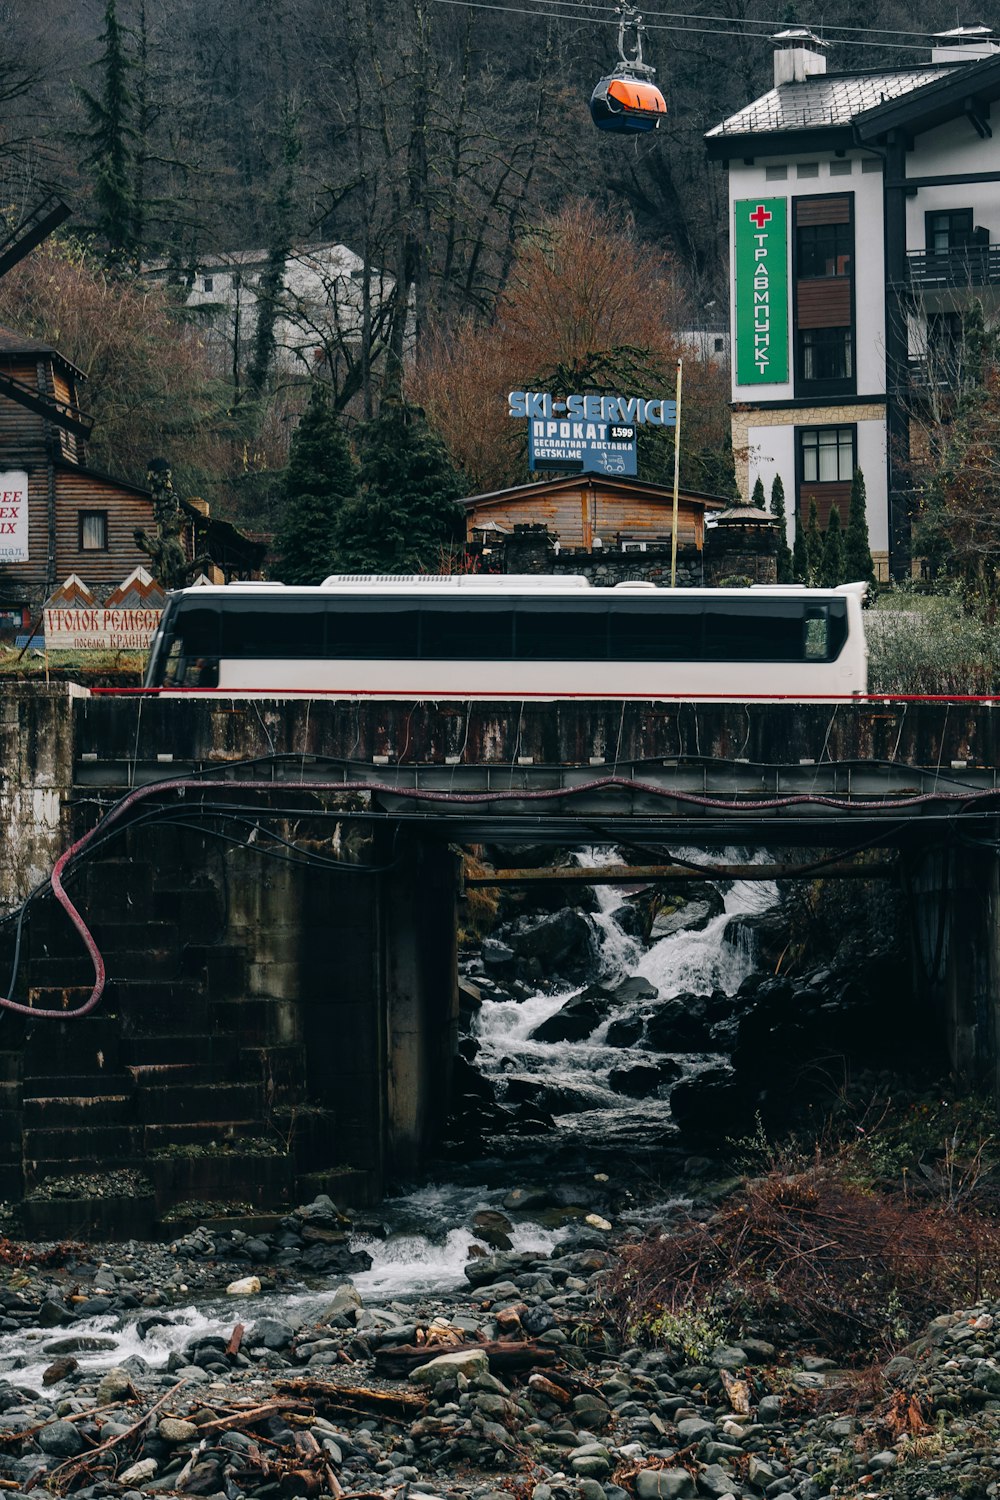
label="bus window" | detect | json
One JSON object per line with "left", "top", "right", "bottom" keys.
{"left": 327, "top": 601, "right": 421, "bottom": 658}
{"left": 704, "top": 601, "right": 804, "bottom": 661}
{"left": 515, "top": 602, "right": 609, "bottom": 659}
{"left": 220, "top": 599, "right": 326, "bottom": 658}
{"left": 163, "top": 638, "right": 184, "bottom": 685}
{"left": 804, "top": 608, "right": 829, "bottom": 660}
{"left": 609, "top": 601, "right": 702, "bottom": 660}
{"left": 420, "top": 603, "right": 514, "bottom": 659}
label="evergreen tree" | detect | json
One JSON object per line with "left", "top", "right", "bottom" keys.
{"left": 273, "top": 385, "right": 357, "bottom": 584}
{"left": 77, "top": 0, "right": 138, "bottom": 270}
{"left": 248, "top": 98, "right": 301, "bottom": 395}
{"left": 845, "top": 467, "right": 876, "bottom": 589}
{"left": 331, "top": 402, "right": 464, "bottom": 573}
{"left": 821, "top": 505, "right": 846, "bottom": 586}
{"left": 792, "top": 521, "right": 808, "bottom": 584}
{"left": 770, "top": 473, "right": 794, "bottom": 584}
{"left": 804, "top": 497, "right": 824, "bottom": 584}
{"left": 751, "top": 475, "right": 766, "bottom": 509}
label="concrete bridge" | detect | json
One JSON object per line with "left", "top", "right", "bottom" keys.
{"left": 2, "top": 683, "right": 1000, "bottom": 1233}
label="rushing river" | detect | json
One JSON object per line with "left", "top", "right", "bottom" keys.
{"left": 3, "top": 848, "right": 780, "bottom": 1381}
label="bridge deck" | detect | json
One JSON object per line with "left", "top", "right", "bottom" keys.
{"left": 69, "top": 696, "right": 1000, "bottom": 847}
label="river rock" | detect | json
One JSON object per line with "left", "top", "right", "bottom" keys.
{"left": 159, "top": 1417, "right": 199, "bottom": 1445}
{"left": 97, "top": 1367, "right": 133, "bottom": 1404}
{"left": 119, "top": 1459, "right": 158, "bottom": 1485}
{"left": 635, "top": 1470, "right": 696, "bottom": 1499}
{"left": 37, "top": 1420, "right": 84, "bottom": 1457}
{"left": 530, "top": 995, "right": 605, "bottom": 1044}
{"left": 409, "top": 1348, "right": 490, "bottom": 1383}
{"left": 604, "top": 1014, "right": 645, "bottom": 1047}
{"left": 508, "top": 910, "right": 597, "bottom": 978}
{"left": 644, "top": 997, "right": 713, "bottom": 1052}
{"left": 649, "top": 889, "right": 724, "bottom": 939}
{"left": 226, "top": 1275, "right": 261, "bottom": 1295}
{"left": 608, "top": 1062, "right": 681, "bottom": 1096}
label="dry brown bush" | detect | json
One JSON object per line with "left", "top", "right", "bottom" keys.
{"left": 608, "top": 1158, "right": 1000, "bottom": 1360}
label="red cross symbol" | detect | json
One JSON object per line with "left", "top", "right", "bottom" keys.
{"left": 749, "top": 204, "right": 772, "bottom": 228}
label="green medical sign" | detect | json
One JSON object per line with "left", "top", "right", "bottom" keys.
{"left": 735, "top": 198, "right": 788, "bottom": 385}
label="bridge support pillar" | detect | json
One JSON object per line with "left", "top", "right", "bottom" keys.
{"left": 905, "top": 846, "right": 1000, "bottom": 1089}
{"left": 381, "top": 833, "right": 460, "bottom": 1177}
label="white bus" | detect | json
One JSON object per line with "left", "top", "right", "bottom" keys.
{"left": 143, "top": 575, "right": 868, "bottom": 699}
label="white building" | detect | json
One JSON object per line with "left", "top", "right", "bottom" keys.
{"left": 706, "top": 24, "right": 1000, "bottom": 580}
{"left": 146, "top": 242, "right": 397, "bottom": 381}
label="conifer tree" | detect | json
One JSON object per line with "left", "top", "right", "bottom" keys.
{"left": 821, "top": 504, "right": 846, "bottom": 586}
{"left": 77, "top": 0, "right": 138, "bottom": 270}
{"left": 331, "top": 402, "right": 464, "bottom": 573}
{"left": 804, "top": 497, "right": 824, "bottom": 584}
{"left": 248, "top": 98, "right": 301, "bottom": 395}
{"left": 273, "top": 385, "right": 357, "bottom": 584}
{"left": 845, "top": 467, "right": 876, "bottom": 588}
{"left": 792, "top": 522, "right": 808, "bottom": 584}
{"left": 751, "top": 475, "right": 766, "bottom": 509}
{"left": 770, "top": 474, "right": 794, "bottom": 584}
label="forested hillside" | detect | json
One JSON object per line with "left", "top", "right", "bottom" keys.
{"left": 0, "top": 0, "right": 968, "bottom": 535}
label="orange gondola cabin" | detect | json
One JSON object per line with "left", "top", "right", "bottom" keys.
{"left": 590, "top": 73, "right": 667, "bottom": 132}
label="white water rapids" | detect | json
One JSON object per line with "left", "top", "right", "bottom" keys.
{"left": 472, "top": 847, "right": 780, "bottom": 1152}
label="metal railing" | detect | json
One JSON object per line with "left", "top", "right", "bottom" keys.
{"left": 907, "top": 245, "right": 1000, "bottom": 289}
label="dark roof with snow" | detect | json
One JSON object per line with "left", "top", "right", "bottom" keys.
{"left": 707, "top": 48, "right": 1000, "bottom": 157}
{"left": 705, "top": 66, "right": 953, "bottom": 142}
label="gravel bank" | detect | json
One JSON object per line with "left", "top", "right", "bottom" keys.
{"left": 0, "top": 1194, "right": 998, "bottom": 1500}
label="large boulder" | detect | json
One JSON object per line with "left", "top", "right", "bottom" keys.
{"left": 508, "top": 909, "right": 598, "bottom": 980}
{"left": 648, "top": 888, "right": 725, "bottom": 940}
{"left": 644, "top": 995, "right": 714, "bottom": 1052}
{"left": 608, "top": 1061, "right": 682, "bottom": 1097}
{"left": 530, "top": 994, "right": 605, "bottom": 1043}
{"left": 670, "top": 1066, "right": 754, "bottom": 1139}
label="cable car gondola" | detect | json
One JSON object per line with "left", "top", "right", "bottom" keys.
{"left": 590, "top": 4, "right": 667, "bottom": 133}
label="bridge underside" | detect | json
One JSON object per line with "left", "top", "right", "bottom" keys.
{"left": 3, "top": 686, "right": 1000, "bottom": 1232}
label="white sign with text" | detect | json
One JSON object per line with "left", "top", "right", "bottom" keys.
{"left": 0, "top": 470, "right": 28, "bottom": 562}
{"left": 43, "top": 607, "right": 162, "bottom": 650}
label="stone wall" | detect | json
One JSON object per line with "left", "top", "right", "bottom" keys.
{"left": 0, "top": 684, "right": 80, "bottom": 912}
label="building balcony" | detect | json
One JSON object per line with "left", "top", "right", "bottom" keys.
{"left": 907, "top": 245, "right": 1000, "bottom": 290}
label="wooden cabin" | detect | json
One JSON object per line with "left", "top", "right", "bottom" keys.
{"left": 0, "top": 325, "right": 159, "bottom": 622}
{"left": 463, "top": 474, "right": 725, "bottom": 555}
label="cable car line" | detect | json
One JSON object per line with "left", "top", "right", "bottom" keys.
{"left": 527, "top": 0, "right": 958, "bottom": 45}
{"left": 431, "top": 0, "right": 951, "bottom": 53}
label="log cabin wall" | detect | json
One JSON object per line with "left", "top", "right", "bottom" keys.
{"left": 465, "top": 479, "right": 710, "bottom": 551}
{"left": 0, "top": 342, "right": 154, "bottom": 608}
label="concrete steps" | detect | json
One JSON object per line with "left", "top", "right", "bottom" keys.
{"left": 9, "top": 829, "right": 376, "bottom": 1232}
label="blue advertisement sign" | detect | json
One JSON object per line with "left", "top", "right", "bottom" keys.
{"left": 509, "top": 390, "right": 675, "bottom": 476}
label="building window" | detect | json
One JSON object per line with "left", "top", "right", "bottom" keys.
{"left": 800, "top": 426, "right": 854, "bottom": 483}
{"left": 79, "top": 511, "right": 108, "bottom": 551}
{"left": 861, "top": 157, "right": 882, "bottom": 173}
{"left": 799, "top": 327, "right": 853, "bottom": 382}
{"left": 926, "top": 209, "right": 974, "bottom": 251}
{"left": 796, "top": 221, "right": 852, "bottom": 278}
{"left": 829, "top": 159, "right": 852, "bottom": 176}
{"left": 203, "top": 275, "right": 214, "bottom": 292}
{"left": 797, "top": 163, "right": 819, "bottom": 178}
{"left": 765, "top": 165, "right": 787, "bottom": 180}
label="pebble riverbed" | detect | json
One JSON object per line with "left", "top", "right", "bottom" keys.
{"left": 1, "top": 1188, "right": 1000, "bottom": 1500}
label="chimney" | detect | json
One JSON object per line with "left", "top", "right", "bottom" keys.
{"left": 931, "top": 24, "right": 1000, "bottom": 62}
{"left": 772, "top": 27, "right": 828, "bottom": 86}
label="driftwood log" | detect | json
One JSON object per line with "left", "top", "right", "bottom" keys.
{"left": 274, "top": 1378, "right": 428, "bottom": 1421}
{"left": 372, "top": 1339, "right": 558, "bottom": 1379}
